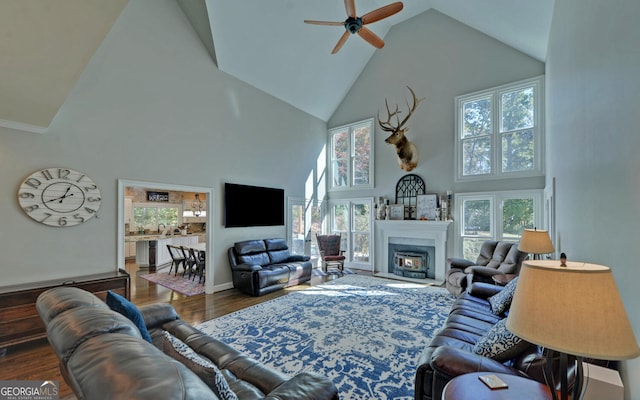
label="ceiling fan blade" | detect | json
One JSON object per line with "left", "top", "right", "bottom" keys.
{"left": 357, "top": 26, "right": 385, "bottom": 49}
{"left": 331, "top": 30, "right": 351, "bottom": 54}
{"left": 304, "top": 20, "right": 344, "bottom": 26}
{"left": 361, "top": 2, "right": 404, "bottom": 25}
{"left": 344, "top": 0, "right": 356, "bottom": 18}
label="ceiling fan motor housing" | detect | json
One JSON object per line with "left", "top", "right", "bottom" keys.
{"left": 344, "top": 17, "right": 362, "bottom": 34}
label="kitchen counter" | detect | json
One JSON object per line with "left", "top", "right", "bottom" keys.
{"left": 125, "top": 233, "right": 199, "bottom": 242}
{"left": 133, "top": 235, "right": 201, "bottom": 269}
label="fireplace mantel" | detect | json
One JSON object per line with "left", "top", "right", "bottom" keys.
{"left": 374, "top": 220, "right": 451, "bottom": 284}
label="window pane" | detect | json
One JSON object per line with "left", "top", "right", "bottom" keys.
{"left": 352, "top": 232, "right": 370, "bottom": 262}
{"left": 502, "top": 198, "right": 534, "bottom": 240}
{"left": 332, "top": 160, "right": 348, "bottom": 187}
{"left": 462, "top": 199, "right": 491, "bottom": 236}
{"left": 501, "top": 87, "right": 534, "bottom": 132}
{"left": 462, "top": 97, "right": 492, "bottom": 138}
{"left": 463, "top": 237, "right": 486, "bottom": 261}
{"left": 352, "top": 203, "right": 370, "bottom": 232}
{"left": 332, "top": 131, "right": 349, "bottom": 158}
{"left": 332, "top": 204, "right": 348, "bottom": 232}
{"left": 332, "top": 131, "right": 349, "bottom": 188}
{"left": 157, "top": 207, "right": 179, "bottom": 226}
{"left": 462, "top": 137, "right": 491, "bottom": 175}
{"left": 134, "top": 207, "right": 156, "bottom": 229}
{"left": 353, "top": 126, "right": 370, "bottom": 186}
{"left": 290, "top": 204, "right": 305, "bottom": 254}
{"left": 502, "top": 130, "right": 534, "bottom": 172}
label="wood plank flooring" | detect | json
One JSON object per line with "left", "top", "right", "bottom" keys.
{"left": 0, "top": 262, "right": 355, "bottom": 399}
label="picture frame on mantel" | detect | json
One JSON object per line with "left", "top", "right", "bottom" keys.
{"left": 389, "top": 204, "right": 405, "bottom": 220}
{"left": 416, "top": 194, "right": 438, "bottom": 220}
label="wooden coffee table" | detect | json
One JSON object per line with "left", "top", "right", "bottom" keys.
{"left": 442, "top": 372, "right": 551, "bottom": 400}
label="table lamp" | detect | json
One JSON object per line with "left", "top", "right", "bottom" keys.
{"left": 506, "top": 260, "right": 640, "bottom": 400}
{"left": 518, "top": 228, "right": 554, "bottom": 259}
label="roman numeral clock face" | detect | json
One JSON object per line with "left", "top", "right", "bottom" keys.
{"left": 18, "top": 168, "right": 102, "bottom": 227}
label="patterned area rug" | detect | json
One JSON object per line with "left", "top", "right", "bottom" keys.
{"left": 197, "top": 275, "right": 455, "bottom": 399}
{"left": 139, "top": 270, "right": 204, "bottom": 296}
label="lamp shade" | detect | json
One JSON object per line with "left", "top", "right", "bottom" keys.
{"left": 506, "top": 260, "right": 640, "bottom": 360}
{"left": 518, "top": 229, "right": 554, "bottom": 254}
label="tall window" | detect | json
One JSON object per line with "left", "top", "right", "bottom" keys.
{"left": 456, "top": 190, "right": 542, "bottom": 260}
{"left": 288, "top": 198, "right": 322, "bottom": 256}
{"left": 455, "top": 76, "right": 544, "bottom": 181}
{"left": 329, "top": 119, "right": 374, "bottom": 190}
{"left": 328, "top": 198, "right": 373, "bottom": 269}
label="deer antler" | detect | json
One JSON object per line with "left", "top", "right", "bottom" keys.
{"left": 377, "top": 99, "right": 402, "bottom": 132}
{"left": 377, "top": 86, "right": 424, "bottom": 133}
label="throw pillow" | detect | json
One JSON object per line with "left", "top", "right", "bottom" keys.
{"left": 488, "top": 277, "right": 519, "bottom": 315}
{"left": 473, "top": 319, "right": 530, "bottom": 361}
{"left": 162, "top": 332, "right": 238, "bottom": 400}
{"left": 105, "top": 290, "right": 153, "bottom": 343}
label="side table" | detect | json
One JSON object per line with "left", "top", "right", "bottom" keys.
{"left": 442, "top": 372, "right": 551, "bottom": 400}
{"left": 492, "top": 273, "right": 516, "bottom": 286}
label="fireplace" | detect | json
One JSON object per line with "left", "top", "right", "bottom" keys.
{"left": 394, "top": 250, "right": 429, "bottom": 279}
{"left": 374, "top": 220, "right": 451, "bottom": 284}
{"left": 388, "top": 242, "right": 435, "bottom": 279}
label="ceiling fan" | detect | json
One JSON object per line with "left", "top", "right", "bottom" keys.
{"left": 304, "top": 0, "right": 404, "bottom": 54}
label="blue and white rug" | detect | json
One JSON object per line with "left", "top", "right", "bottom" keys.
{"left": 197, "top": 275, "right": 455, "bottom": 400}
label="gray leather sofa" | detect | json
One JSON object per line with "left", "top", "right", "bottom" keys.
{"left": 36, "top": 286, "right": 338, "bottom": 400}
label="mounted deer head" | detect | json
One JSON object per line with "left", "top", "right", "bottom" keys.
{"left": 377, "top": 86, "right": 424, "bottom": 171}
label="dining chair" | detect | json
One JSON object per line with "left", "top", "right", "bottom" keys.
{"left": 180, "top": 246, "right": 196, "bottom": 278}
{"left": 188, "top": 248, "right": 205, "bottom": 283}
{"left": 167, "top": 245, "right": 186, "bottom": 276}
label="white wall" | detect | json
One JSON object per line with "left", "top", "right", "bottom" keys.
{"left": 546, "top": 0, "right": 640, "bottom": 398}
{"left": 0, "top": 0, "right": 327, "bottom": 288}
{"left": 329, "top": 10, "right": 545, "bottom": 202}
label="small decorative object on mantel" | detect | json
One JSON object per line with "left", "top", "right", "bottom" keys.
{"left": 416, "top": 194, "right": 438, "bottom": 220}
{"left": 377, "top": 86, "right": 424, "bottom": 171}
{"left": 388, "top": 204, "right": 405, "bottom": 220}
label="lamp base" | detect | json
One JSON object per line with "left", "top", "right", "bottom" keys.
{"left": 543, "top": 349, "right": 584, "bottom": 400}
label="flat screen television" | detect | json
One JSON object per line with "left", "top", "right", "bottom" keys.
{"left": 224, "top": 183, "right": 285, "bottom": 228}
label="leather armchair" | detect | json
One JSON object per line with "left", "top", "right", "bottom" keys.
{"left": 445, "top": 240, "right": 527, "bottom": 296}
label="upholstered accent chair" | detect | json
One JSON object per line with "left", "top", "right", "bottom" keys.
{"left": 445, "top": 240, "right": 528, "bottom": 296}
{"left": 316, "top": 234, "right": 345, "bottom": 274}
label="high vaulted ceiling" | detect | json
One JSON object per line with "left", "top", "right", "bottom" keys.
{"left": 0, "top": 0, "right": 554, "bottom": 132}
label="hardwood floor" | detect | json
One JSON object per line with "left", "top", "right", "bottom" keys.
{"left": 0, "top": 262, "right": 353, "bottom": 399}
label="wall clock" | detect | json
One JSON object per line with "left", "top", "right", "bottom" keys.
{"left": 18, "top": 167, "right": 102, "bottom": 227}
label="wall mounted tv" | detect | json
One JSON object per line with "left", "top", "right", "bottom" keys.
{"left": 224, "top": 183, "right": 285, "bottom": 228}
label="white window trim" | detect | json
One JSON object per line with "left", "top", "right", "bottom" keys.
{"left": 454, "top": 189, "right": 544, "bottom": 257}
{"left": 328, "top": 118, "right": 375, "bottom": 191}
{"left": 454, "top": 76, "right": 545, "bottom": 182}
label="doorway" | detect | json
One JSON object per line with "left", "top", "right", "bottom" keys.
{"left": 117, "top": 179, "right": 214, "bottom": 294}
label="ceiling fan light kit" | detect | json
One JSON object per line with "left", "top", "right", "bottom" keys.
{"left": 304, "top": 0, "right": 404, "bottom": 54}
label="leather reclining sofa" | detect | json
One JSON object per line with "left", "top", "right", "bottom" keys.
{"left": 36, "top": 286, "right": 338, "bottom": 400}
{"left": 228, "top": 238, "right": 312, "bottom": 296}
{"left": 415, "top": 282, "right": 548, "bottom": 400}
